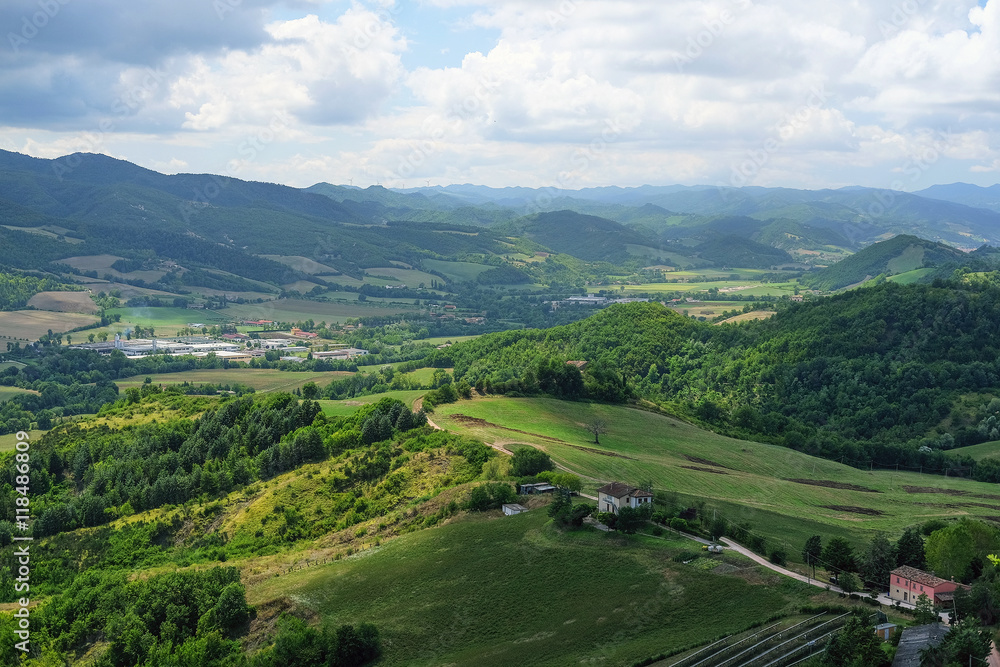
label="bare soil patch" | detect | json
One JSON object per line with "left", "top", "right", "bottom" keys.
{"left": 820, "top": 505, "right": 885, "bottom": 516}
{"left": 681, "top": 465, "right": 729, "bottom": 475}
{"left": 683, "top": 454, "right": 731, "bottom": 469}
{"left": 903, "top": 486, "right": 1000, "bottom": 501}
{"left": 784, "top": 478, "right": 881, "bottom": 493}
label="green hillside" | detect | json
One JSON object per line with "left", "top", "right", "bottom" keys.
{"left": 803, "top": 234, "right": 966, "bottom": 290}
{"left": 499, "top": 210, "right": 652, "bottom": 263}
{"left": 253, "top": 507, "right": 805, "bottom": 667}
{"left": 693, "top": 234, "right": 793, "bottom": 268}
{"left": 433, "top": 283, "right": 1000, "bottom": 477}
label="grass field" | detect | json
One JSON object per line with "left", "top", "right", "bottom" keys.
{"left": 621, "top": 280, "right": 800, "bottom": 296}
{"left": 717, "top": 310, "right": 777, "bottom": 325}
{"left": 948, "top": 441, "right": 1000, "bottom": 461}
{"left": 220, "top": 299, "right": 419, "bottom": 324}
{"left": 317, "top": 390, "right": 425, "bottom": 417}
{"left": 422, "top": 259, "right": 491, "bottom": 282}
{"left": 887, "top": 268, "right": 935, "bottom": 285}
{"left": 27, "top": 291, "right": 99, "bottom": 314}
{"left": 0, "top": 387, "right": 36, "bottom": 403}
{"left": 420, "top": 335, "right": 482, "bottom": 346}
{"left": 364, "top": 267, "right": 440, "bottom": 287}
{"left": 261, "top": 255, "right": 340, "bottom": 275}
{"left": 116, "top": 369, "right": 353, "bottom": 393}
{"left": 433, "top": 397, "right": 1000, "bottom": 549}
{"left": 0, "top": 430, "right": 45, "bottom": 452}
{"left": 250, "top": 507, "right": 812, "bottom": 667}
{"left": 0, "top": 310, "right": 99, "bottom": 342}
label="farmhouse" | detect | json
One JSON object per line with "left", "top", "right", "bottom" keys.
{"left": 889, "top": 566, "right": 968, "bottom": 605}
{"left": 502, "top": 503, "right": 529, "bottom": 516}
{"left": 596, "top": 482, "right": 653, "bottom": 514}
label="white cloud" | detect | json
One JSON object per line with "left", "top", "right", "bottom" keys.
{"left": 168, "top": 10, "right": 406, "bottom": 132}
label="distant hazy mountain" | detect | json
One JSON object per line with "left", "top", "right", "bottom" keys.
{"left": 915, "top": 183, "right": 1000, "bottom": 213}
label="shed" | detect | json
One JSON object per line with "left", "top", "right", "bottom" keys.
{"left": 502, "top": 503, "right": 529, "bottom": 516}
{"left": 874, "top": 623, "right": 897, "bottom": 641}
{"left": 519, "top": 482, "right": 556, "bottom": 494}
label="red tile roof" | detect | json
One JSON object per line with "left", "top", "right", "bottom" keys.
{"left": 892, "top": 566, "right": 950, "bottom": 588}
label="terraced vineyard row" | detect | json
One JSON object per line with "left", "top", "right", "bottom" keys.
{"left": 666, "top": 612, "right": 851, "bottom": 667}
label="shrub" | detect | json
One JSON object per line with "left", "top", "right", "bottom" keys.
{"left": 769, "top": 548, "right": 787, "bottom": 567}
{"left": 465, "top": 482, "right": 517, "bottom": 512}
{"left": 510, "top": 447, "right": 554, "bottom": 477}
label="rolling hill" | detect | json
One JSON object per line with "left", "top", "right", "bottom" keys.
{"left": 802, "top": 234, "right": 967, "bottom": 290}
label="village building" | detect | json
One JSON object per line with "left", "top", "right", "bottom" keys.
{"left": 889, "top": 566, "right": 968, "bottom": 605}
{"left": 595, "top": 482, "right": 653, "bottom": 514}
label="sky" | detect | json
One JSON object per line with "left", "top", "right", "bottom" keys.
{"left": 1, "top": 0, "right": 998, "bottom": 191}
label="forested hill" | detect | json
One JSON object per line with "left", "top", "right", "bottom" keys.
{"left": 802, "top": 234, "right": 966, "bottom": 290}
{"left": 435, "top": 281, "right": 1000, "bottom": 476}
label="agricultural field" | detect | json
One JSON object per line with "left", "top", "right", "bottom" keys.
{"left": 433, "top": 397, "right": 1000, "bottom": 550}
{"left": 419, "top": 334, "right": 482, "bottom": 346}
{"left": 0, "top": 310, "right": 99, "bottom": 342}
{"left": 27, "top": 290, "right": 99, "bottom": 314}
{"left": 665, "top": 300, "right": 746, "bottom": 319}
{"left": 0, "top": 429, "right": 46, "bottom": 452}
{"left": 282, "top": 280, "right": 323, "bottom": 293}
{"left": 221, "top": 298, "right": 420, "bottom": 324}
{"left": 364, "top": 266, "right": 441, "bottom": 287}
{"left": 261, "top": 254, "right": 340, "bottom": 275}
{"left": 115, "top": 369, "right": 353, "bottom": 393}
{"left": 1, "top": 224, "right": 84, "bottom": 243}
{"left": 107, "top": 306, "right": 231, "bottom": 331}
{"left": 317, "top": 390, "right": 426, "bottom": 417}
{"left": 58, "top": 254, "right": 167, "bottom": 282}
{"left": 250, "top": 505, "right": 817, "bottom": 667}
{"left": 620, "top": 280, "right": 800, "bottom": 296}
{"left": 716, "top": 310, "right": 777, "bottom": 324}
{"left": 0, "top": 387, "right": 36, "bottom": 403}
{"left": 421, "top": 259, "right": 491, "bottom": 282}
{"left": 886, "top": 268, "right": 936, "bottom": 285}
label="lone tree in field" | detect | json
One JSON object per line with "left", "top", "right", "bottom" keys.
{"left": 585, "top": 419, "right": 608, "bottom": 445}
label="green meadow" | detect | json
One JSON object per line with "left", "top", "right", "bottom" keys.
{"left": 433, "top": 397, "right": 1000, "bottom": 549}
{"left": 115, "top": 369, "right": 353, "bottom": 392}
{"left": 317, "top": 390, "right": 426, "bottom": 417}
{"left": 251, "top": 506, "right": 815, "bottom": 667}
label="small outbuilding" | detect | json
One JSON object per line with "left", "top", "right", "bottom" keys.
{"left": 519, "top": 482, "right": 556, "bottom": 495}
{"left": 502, "top": 503, "right": 529, "bottom": 516}
{"left": 874, "top": 623, "right": 897, "bottom": 641}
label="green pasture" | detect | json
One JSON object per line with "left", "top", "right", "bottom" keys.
{"left": 317, "top": 390, "right": 426, "bottom": 417}
{"left": 433, "top": 397, "right": 1000, "bottom": 543}
{"left": 220, "top": 299, "right": 418, "bottom": 324}
{"left": 421, "top": 258, "right": 491, "bottom": 282}
{"left": 108, "top": 307, "right": 230, "bottom": 328}
{"left": 887, "top": 268, "right": 935, "bottom": 285}
{"left": 619, "top": 280, "right": 800, "bottom": 296}
{"left": 250, "top": 507, "right": 809, "bottom": 667}
{"left": 0, "top": 429, "right": 45, "bottom": 453}
{"left": 364, "top": 267, "right": 441, "bottom": 287}
{"left": 115, "top": 369, "right": 353, "bottom": 393}
{"left": 0, "top": 387, "right": 35, "bottom": 403}
{"left": 948, "top": 441, "right": 1000, "bottom": 461}
{"left": 419, "top": 334, "right": 481, "bottom": 346}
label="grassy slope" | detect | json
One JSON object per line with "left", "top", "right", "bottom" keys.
{"left": 115, "top": 369, "right": 353, "bottom": 392}
{"left": 433, "top": 397, "right": 1000, "bottom": 546}
{"left": 317, "top": 391, "right": 425, "bottom": 417}
{"left": 0, "top": 429, "right": 45, "bottom": 452}
{"left": 251, "top": 507, "right": 805, "bottom": 667}
{"left": 948, "top": 441, "right": 1000, "bottom": 461}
